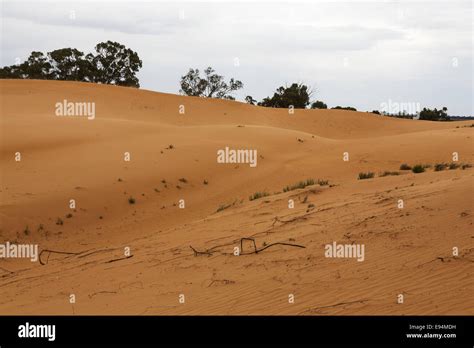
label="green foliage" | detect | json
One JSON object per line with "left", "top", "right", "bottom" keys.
{"left": 258, "top": 83, "right": 311, "bottom": 109}
{"left": 379, "top": 171, "right": 399, "bottom": 177}
{"left": 400, "top": 164, "right": 412, "bottom": 170}
{"left": 283, "top": 178, "right": 328, "bottom": 192}
{"left": 448, "top": 162, "right": 460, "bottom": 170}
{"left": 332, "top": 106, "right": 357, "bottom": 111}
{"left": 0, "top": 41, "right": 142, "bottom": 87}
{"left": 249, "top": 191, "right": 270, "bottom": 201}
{"left": 310, "top": 100, "right": 327, "bottom": 109}
{"left": 245, "top": 96, "right": 257, "bottom": 105}
{"left": 419, "top": 107, "right": 449, "bottom": 121}
{"left": 434, "top": 163, "right": 447, "bottom": 171}
{"left": 179, "top": 66, "right": 243, "bottom": 99}
{"left": 412, "top": 165, "right": 425, "bottom": 173}
{"left": 358, "top": 172, "right": 375, "bottom": 180}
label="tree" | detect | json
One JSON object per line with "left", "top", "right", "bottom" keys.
{"left": 0, "top": 41, "right": 143, "bottom": 88}
{"left": 332, "top": 106, "right": 357, "bottom": 111}
{"left": 0, "top": 51, "right": 52, "bottom": 79}
{"left": 258, "top": 83, "right": 311, "bottom": 108}
{"left": 310, "top": 100, "right": 327, "bottom": 109}
{"left": 371, "top": 110, "right": 381, "bottom": 115}
{"left": 48, "top": 48, "right": 89, "bottom": 81}
{"left": 419, "top": 107, "right": 449, "bottom": 121}
{"left": 179, "top": 67, "right": 243, "bottom": 99}
{"left": 245, "top": 96, "right": 257, "bottom": 105}
{"left": 90, "top": 41, "right": 142, "bottom": 87}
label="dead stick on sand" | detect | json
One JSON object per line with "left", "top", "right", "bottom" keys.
{"left": 190, "top": 237, "right": 305, "bottom": 257}
{"left": 39, "top": 249, "right": 83, "bottom": 265}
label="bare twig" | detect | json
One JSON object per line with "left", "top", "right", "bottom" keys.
{"left": 39, "top": 249, "right": 83, "bottom": 265}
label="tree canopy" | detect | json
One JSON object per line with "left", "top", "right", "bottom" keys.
{"left": 0, "top": 41, "right": 142, "bottom": 87}
{"left": 419, "top": 107, "right": 449, "bottom": 121}
{"left": 311, "top": 100, "right": 327, "bottom": 109}
{"left": 258, "top": 83, "right": 311, "bottom": 109}
{"left": 179, "top": 67, "right": 243, "bottom": 100}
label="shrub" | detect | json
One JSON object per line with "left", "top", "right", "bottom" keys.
{"left": 412, "top": 165, "right": 425, "bottom": 173}
{"left": 65, "top": 213, "right": 73, "bottom": 218}
{"left": 449, "top": 162, "right": 460, "bottom": 170}
{"left": 461, "top": 163, "right": 472, "bottom": 170}
{"left": 216, "top": 203, "right": 231, "bottom": 212}
{"left": 379, "top": 171, "right": 399, "bottom": 177}
{"left": 56, "top": 218, "right": 64, "bottom": 225}
{"left": 179, "top": 178, "right": 188, "bottom": 183}
{"left": 400, "top": 164, "right": 412, "bottom": 170}
{"left": 282, "top": 178, "right": 326, "bottom": 192}
{"left": 358, "top": 172, "right": 375, "bottom": 180}
{"left": 434, "top": 163, "right": 447, "bottom": 171}
{"left": 249, "top": 191, "right": 270, "bottom": 201}
{"left": 203, "top": 179, "right": 208, "bottom": 185}
{"left": 128, "top": 197, "right": 136, "bottom": 204}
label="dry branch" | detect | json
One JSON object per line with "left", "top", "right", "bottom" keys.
{"left": 39, "top": 249, "right": 83, "bottom": 265}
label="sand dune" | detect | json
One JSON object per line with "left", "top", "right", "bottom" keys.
{"left": 0, "top": 79, "right": 473, "bottom": 315}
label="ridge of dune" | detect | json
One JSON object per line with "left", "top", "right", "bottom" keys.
{"left": 1, "top": 80, "right": 469, "bottom": 141}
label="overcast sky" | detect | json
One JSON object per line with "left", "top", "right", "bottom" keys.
{"left": 1, "top": 0, "right": 472, "bottom": 115}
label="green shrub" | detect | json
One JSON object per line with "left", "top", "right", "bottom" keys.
{"left": 449, "top": 162, "right": 460, "bottom": 170}
{"left": 282, "top": 178, "right": 328, "bottom": 192}
{"left": 412, "top": 165, "right": 425, "bottom": 173}
{"left": 249, "top": 191, "right": 270, "bottom": 201}
{"left": 379, "top": 171, "right": 399, "bottom": 177}
{"left": 434, "top": 163, "right": 447, "bottom": 171}
{"left": 358, "top": 172, "right": 375, "bottom": 180}
{"left": 400, "top": 164, "right": 411, "bottom": 170}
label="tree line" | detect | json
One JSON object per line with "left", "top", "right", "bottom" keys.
{"left": 0, "top": 42, "right": 450, "bottom": 119}
{"left": 0, "top": 41, "right": 142, "bottom": 87}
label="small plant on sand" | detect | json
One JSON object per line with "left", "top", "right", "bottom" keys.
{"left": 179, "top": 178, "right": 188, "bottom": 183}
{"left": 400, "top": 164, "right": 411, "bottom": 170}
{"left": 283, "top": 178, "right": 326, "bottom": 192}
{"left": 358, "top": 172, "right": 375, "bottom": 180}
{"left": 379, "top": 171, "right": 399, "bottom": 177}
{"left": 66, "top": 213, "right": 73, "bottom": 218}
{"left": 449, "top": 162, "right": 460, "bottom": 170}
{"left": 216, "top": 203, "right": 231, "bottom": 212}
{"left": 37, "top": 224, "right": 44, "bottom": 232}
{"left": 128, "top": 196, "right": 136, "bottom": 204}
{"left": 249, "top": 191, "right": 270, "bottom": 201}
{"left": 23, "top": 226, "right": 30, "bottom": 235}
{"left": 461, "top": 163, "right": 472, "bottom": 170}
{"left": 412, "top": 164, "right": 425, "bottom": 173}
{"left": 434, "top": 163, "right": 448, "bottom": 171}
{"left": 203, "top": 179, "right": 208, "bottom": 185}
{"left": 56, "top": 218, "right": 64, "bottom": 225}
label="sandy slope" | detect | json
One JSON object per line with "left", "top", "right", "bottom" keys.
{"left": 0, "top": 79, "right": 473, "bottom": 315}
